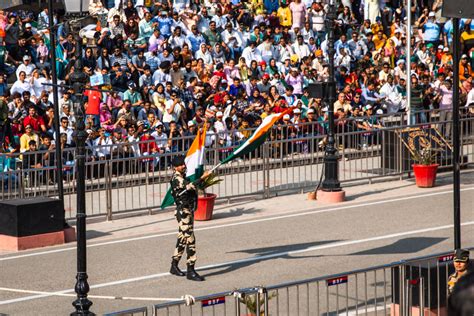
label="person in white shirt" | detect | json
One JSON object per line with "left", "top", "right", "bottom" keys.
{"left": 378, "top": 62, "right": 394, "bottom": 83}
{"left": 278, "top": 38, "right": 295, "bottom": 62}
{"left": 335, "top": 48, "right": 351, "bottom": 70}
{"left": 16, "top": 56, "right": 36, "bottom": 80}
{"left": 257, "top": 37, "right": 278, "bottom": 63}
{"left": 11, "top": 71, "right": 35, "bottom": 97}
{"left": 170, "top": 11, "right": 190, "bottom": 35}
{"left": 30, "top": 69, "right": 51, "bottom": 98}
{"left": 416, "top": 43, "right": 431, "bottom": 65}
{"left": 221, "top": 23, "right": 244, "bottom": 60}
{"left": 153, "top": 64, "right": 172, "bottom": 86}
{"left": 94, "top": 128, "right": 113, "bottom": 158}
{"left": 292, "top": 35, "right": 311, "bottom": 61}
{"left": 150, "top": 123, "right": 169, "bottom": 152}
{"left": 300, "top": 21, "right": 315, "bottom": 43}
{"left": 168, "top": 26, "right": 191, "bottom": 49}
{"left": 393, "top": 59, "right": 407, "bottom": 81}
{"left": 241, "top": 40, "right": 263, "bottom": 67}
{"left": 379, "top": 75, "right": 404, "bottom": 113}
{"left": 163, "top": 92, "right": 184, "bottom": 129}
{"left": 54, "top": 117, "right": 74, "bottom": 145}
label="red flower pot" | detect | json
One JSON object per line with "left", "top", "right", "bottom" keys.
{"left": 195, "top": 193, "right": 217, "bottom": 221}
{"left": 412, "top": 164, "right": 439, "bottom": 188}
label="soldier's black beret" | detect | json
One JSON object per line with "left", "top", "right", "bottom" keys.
{"left": 172, "top": 155, "right": 186, "bottom": 167}
{"left": 454, "top": 249, "right": 470, "bottom": 262}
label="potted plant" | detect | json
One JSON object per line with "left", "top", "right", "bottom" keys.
{"left": 195, "top": 173, "right": 222, "bottom": 221}
{"left": 411, "top": 147, "right": 439, "bottom": 188}
{"left": 237, "top": 290, "right": 277, "bottom": 316}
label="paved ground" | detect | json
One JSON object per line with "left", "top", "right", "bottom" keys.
{"left": 0, "top": 170, "right": 473, "bottom": 315}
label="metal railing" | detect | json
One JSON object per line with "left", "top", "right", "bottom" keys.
{"left": 105, "top": 248, "right": 471, "bottom": 315}
{"left": 1, "top": 110, "right": 474, "bottom": 219}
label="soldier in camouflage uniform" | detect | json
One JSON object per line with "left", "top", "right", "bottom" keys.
{"left": 447, "top": 249, "right": 472, "bottom": 296}
{"left": 169, "top": 155, "right": 211, "bottom": 281}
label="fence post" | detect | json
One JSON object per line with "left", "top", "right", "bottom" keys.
{"left": 419, "top": 277, "right": 424, "bottom": 316}
{"left": 105, "top": 160, "right": 113, "bottom": 221}
{"left": 263, "top": 142, "right": 270, "bottom": 199}
{"left": 255, "top": 288, "right": 261, "bottom": 316}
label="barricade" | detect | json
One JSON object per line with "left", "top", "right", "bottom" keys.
{"left": 103, "top": 306, "right": 148, "bottom": 316}
{"left": 1, "top": 111, "right": 474, "bottom": 219}
{"left": 104, "top": 249, "right": 470, "bottom": 315}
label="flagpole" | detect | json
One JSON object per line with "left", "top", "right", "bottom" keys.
{"left": 208, "top": 162, "right": 224, "bottom": 173}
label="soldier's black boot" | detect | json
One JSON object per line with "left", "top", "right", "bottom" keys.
{"left": 170, "top": 260, "right": 185, "bottom": 277}
{"left": 186, "top": 264, "right": 205, "bottom": 281}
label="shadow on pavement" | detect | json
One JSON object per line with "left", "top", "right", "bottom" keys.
{"left": 349, "top": 237, "right": 447, "bottom": 256}
{"left": 201, "top": 240, "right": 341, "bottom": 278}
{"left": 344, "top": 183, "right": 413, "bottom": 201}
{"left": 212, "top": 207, "right": 262, "bottom": 219}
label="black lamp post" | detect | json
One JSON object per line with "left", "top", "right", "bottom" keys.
{"left": 70, "top": 59, "right": 94, "bottom": 315}
{"left": 321, "top": 0, "right": 341, "bottom": 192}
{"left": 48, "top": 0, "right": 65, "bottom": 207}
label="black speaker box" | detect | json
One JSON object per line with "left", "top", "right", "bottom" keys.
{"left": 442, "top": 0, "right": 474, "bottom": 18}
{"left": 0, "top": 198, "right": 64, "bottom": 237}
{"left": 307, "top": 83, "right": 325, "bottom": 99}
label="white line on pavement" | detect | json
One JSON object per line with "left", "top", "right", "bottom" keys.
{"left": 0, "top": 221, "right": 473, "bottom": 306}
{"left": 0, "top": 186, "right": 473, "bottom": 263}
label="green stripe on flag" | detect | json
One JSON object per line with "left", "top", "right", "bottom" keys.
{"left": 220, "top": 131, "right": 270, "bottom": 164}
{"left": 160, "top": 165, "right": 204, "bottom": 209}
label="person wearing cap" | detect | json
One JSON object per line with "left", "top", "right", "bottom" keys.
{"left": 15, "top": 55, "right": 35, "bottom": 80}
{"left": 447, "top": 249, "right": 472, "bottom": 296}
{"left": 459, "top": 54, "right": 473, "bottom": 81}
{"left": 422, "top": 12, "right": 440, "bottom": 48}
{"left": 169, "top": 154, "right": 212, "bottom": 281}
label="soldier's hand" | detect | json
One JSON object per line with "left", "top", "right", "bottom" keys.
{"left": 201, "top": 170, "right": 212, "bottom": 180}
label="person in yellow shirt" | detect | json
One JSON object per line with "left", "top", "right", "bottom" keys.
{"left": 277, "top": 0, "right": 292, "bottom": 27}
{"left": 20, "top": 125, "right": 40, "bottom": 153}
{"left": 371, "top": 17, "right": 383, "bottom": 35}
{"left": 373, "top": 30, "right": 387, "bottom": 51}
{"left": 460, "top": 24, "right": 474, "bottom": 58}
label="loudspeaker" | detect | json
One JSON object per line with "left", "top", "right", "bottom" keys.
{"left": 63, "top": 0, "right": 90, "bottom": 13}
{"left": 307, "top": 83, "right": 325, "bottom": 99}
{"left": 442, "top": 0, "right": 474, "bottom": 18}
{"left": 0, "top": 198, "right": 64, "bottom": 237}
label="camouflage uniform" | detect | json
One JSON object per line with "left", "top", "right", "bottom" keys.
{"left": 170, "top": 169, "right": 203, "bottom": 266}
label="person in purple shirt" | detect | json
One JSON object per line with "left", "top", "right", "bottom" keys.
{"left": 229, "top": 77, "right": 246, "bottom": 97}
{"left": 285, "top": 68, "right": 304, "bottom": 96}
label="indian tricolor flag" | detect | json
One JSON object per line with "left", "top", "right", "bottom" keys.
{"left": 160, "top": 125, "right": 207, "bottom": 209}
{"left": 220, "top": 108, "right": 292, "bottom": 164}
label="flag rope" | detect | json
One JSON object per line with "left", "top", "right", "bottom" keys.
{"left": 0, "top": 286, "right": 195, "bottom": 305}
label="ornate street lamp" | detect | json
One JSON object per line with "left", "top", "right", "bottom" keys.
{"left": 70, "top": 59, "right": 94, "bottom": 315}
{"left": 321, "top": 0, "right": 342, "bottom": 194}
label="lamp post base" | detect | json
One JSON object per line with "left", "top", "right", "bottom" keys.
{"left": 71, "top": 298, "right": 94, "bottom": 316}
{"left": 317, "top": 189, "right": 346, "bottom": 203}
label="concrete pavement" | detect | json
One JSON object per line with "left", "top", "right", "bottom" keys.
{"left": 0, "top": 170, "right": 473, "bottom": 315}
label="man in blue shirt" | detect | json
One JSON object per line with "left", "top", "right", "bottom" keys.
{"left": 423, "top": 12, "right": 441, "bottom": 47}
{"left": 186, "top": 25, "right": 206, "bottom": 54}
{"left": 156, "top": 11, "right": 173, "bottom": 38}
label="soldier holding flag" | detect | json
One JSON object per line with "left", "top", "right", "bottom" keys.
{"left": 169, "top": 154, "right": 211, "bottom": 281}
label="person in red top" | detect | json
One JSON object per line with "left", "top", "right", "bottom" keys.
{"left": 84, "top": 85, "right": 102, "bottom": 127}
{"left": 212, "top": 63, "right": 226, "bottom": 81}
{"left": 139, "top": 129, "right": 159, "bottom": 168}
{"left": 23, "top": 106, "right": 46, "bottom": 133}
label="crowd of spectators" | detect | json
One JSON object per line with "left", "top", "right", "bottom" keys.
{"left": 1, "top": 0, "right": 474, "bottom": 181}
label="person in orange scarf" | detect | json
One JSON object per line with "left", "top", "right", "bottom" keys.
{"left": 459, "top": 54, "right": 473, "bottom": 81}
